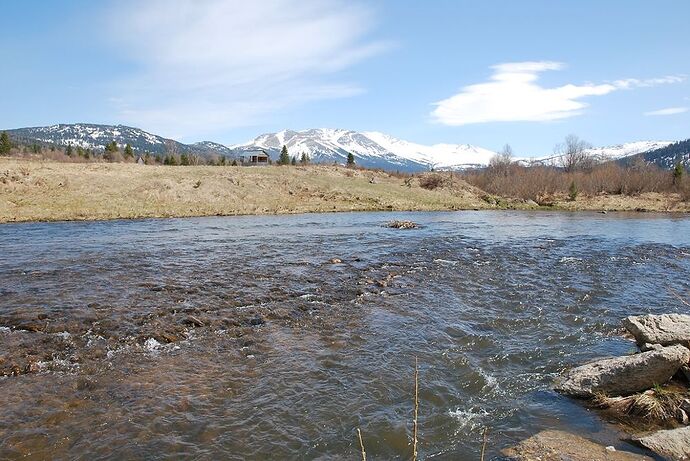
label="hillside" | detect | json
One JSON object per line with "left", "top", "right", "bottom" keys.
{"left": 2, "top": 159, "right": 688, "bottom": 223}
{"left": 6, "top": 124, "right": 233, "bottom": 158}
{"left": 0, "top": 159, "right": 490, "bottom": 223}
{"left": 620, "top": 139, "right": 690, "bottom": 169}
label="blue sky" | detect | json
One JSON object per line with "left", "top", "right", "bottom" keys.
{"left": 1, "top": 0, "right": 689, "bottom": 155}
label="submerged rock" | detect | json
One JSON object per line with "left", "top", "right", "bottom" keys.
{"left": 503, "top": 430, "right": 653, "bottom": 460}
{"left": 384, "top": 220, "right": 418, "bottom": 229}
{"left": 555, "top": 345, "right": 690, "bottom": 398}
{"left": 623, "top": 314, "right": 690, "bottom": 347}
{"left": 636, "top": 426, "right": 690, "bottom": 460}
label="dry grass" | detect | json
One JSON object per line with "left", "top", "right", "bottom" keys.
{"left": 356, "top": 428, "right": 366, "bottom": 461}
{"left": 0, "top": 159, "right": 490, "bottom": 223}
{"left": 593, "top": 386, "right": 686, "bottom": 423}
{"left": 413, "top": 357, "right": 419, "bottom": 461}
{"left": 1, "top": 159, "right": 688, "bottom": 223}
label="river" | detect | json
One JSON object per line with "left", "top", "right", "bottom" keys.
{"left": 1, "top": 211, "right": 689, "bottom": 459}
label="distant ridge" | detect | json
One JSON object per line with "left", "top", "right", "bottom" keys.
{"left": 3, "top": 123, "right": 684, "bottom": 171}
{"left": 6, "top": 124, "right": 233, "bottom": 158}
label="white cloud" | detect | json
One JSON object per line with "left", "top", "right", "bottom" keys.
{"left": 644, "top": 106, "right": 688, "bottom": 116}
{"left": 107, "top": 0, "right": 388, "bottom": 139}
{"left": 431, "top": 61, "right": 685, "bottom": 126}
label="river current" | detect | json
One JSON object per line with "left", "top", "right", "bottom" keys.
{"left": 1, "top": 211, "right": 689, "bottom": 459}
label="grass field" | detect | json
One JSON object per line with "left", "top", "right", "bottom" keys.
{"left": 0, "top": 159, "right": 687, "bottom": 223}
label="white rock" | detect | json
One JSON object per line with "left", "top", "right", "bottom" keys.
{"left": 623, "top": 314, "right": 690, "bottom": 346}
{"left": 637, "top": 426, "right": 690, "bottom": 460}
{"left": 555, "top": 345, "right": 690, "bottom": 397}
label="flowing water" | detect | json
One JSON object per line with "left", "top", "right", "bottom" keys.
{"left": 0, "top": 211, "right": 689, "bottom": 460}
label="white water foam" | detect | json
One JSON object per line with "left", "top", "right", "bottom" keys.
{"left": 448, "top": 407, "right": 489, "bottom": 432}
{"left": 144, "top": 338, "right": 162, "bottom": 351}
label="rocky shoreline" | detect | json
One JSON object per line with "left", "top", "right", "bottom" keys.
{"left": 508, "top": 313, "right": 690, "bottom": 460}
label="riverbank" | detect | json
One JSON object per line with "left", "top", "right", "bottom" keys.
{"left": 1, "top": 159, "right": 688, "bottom": 222}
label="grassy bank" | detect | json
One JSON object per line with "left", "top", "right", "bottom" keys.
{"left": 0, "top": 159, "right": 490, "bottom": 223}
{"left": 1, "top": 159, "right": 688, "bottom": 223}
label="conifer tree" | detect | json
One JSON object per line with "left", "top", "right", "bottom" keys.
{"left": 291, "top": 156, "right": 297, "bottom": 165}
{"left": 673, "top": 162, "right": 684, "bottom": 185}
{"left": 300, "top": 152, "right": 310, "bottom": 165}
{"left": 124, "top": 143, "right": 134, "bottom": 158}
{"left": 180, "top": 153, "right": 190, "bottom": 166}
{"left": 0, "top": 131, "right": 11, "bottom": 156}
{"left": 347, "top": 152, "right": 355, "bottom": 166}
{"left": 279, "top": 145, "right": 290, "bottom": 165}
{"left": 66, "top": 143, "right": 73, "bottom": 156}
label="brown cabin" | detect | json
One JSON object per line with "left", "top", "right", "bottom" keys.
{"left": 241, "top": 150, "right": 269, "bottom": 165}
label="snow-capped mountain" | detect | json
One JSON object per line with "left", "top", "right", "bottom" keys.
{"left": 5, "top": 123, "right": 683, "bottom": 171}
{"left": 524, "top": 140, "right": 674, "bottom": 166}
{"left": 623, "top": 139, "right": 690, "bottom": 169}
{"left": 584, "top": 141, "right": 673, "bottom": 161}
{"left": 6, "top": 124, "right": 232, "bottom": 157}
{"left": 232, "top": 128, "right": 497, "bottom": 171}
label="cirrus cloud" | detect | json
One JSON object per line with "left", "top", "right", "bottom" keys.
{"left": 431, "top": 61, "right": 685, "bottom": 126}
{"left": 107, "top": 0, "right": 389, "bottom": 139}
{"left": 644, "top": 106, "right": 688, "bottom": 116}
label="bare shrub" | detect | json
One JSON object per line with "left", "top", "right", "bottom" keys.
{"left": 555, "top": 134, "right": 594, "bottom": 172}
{"left": 419, "top": 174, "right": 445, "bottom": 190}
{"left": 464, "top": 162, "right": 676, "bottom": 200}
{"left": 488, "top": 144, "right": 514, "bottom": 177}
{"left": 680, "top": 178, "right": 690, "bottom": 202}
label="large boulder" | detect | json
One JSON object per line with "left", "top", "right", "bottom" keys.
{"left": 636, "top": 426, "right": 690, "bottom": 460}
{"left": 503, "top": 430, "right": 654, "bottom": 461}
{"left": 623, "top": 314, "right": 690, "bottom": 346}
{"left": 555, "top": 345, "right": 690, "bottom": 398}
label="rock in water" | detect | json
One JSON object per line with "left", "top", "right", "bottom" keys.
{"left": 503, "top": 430, "right": 653, "bottom": 460}
{"left": 637, "top": 426, "right": 690, "bottom": 460}
{"left": 623, "top": 314, "right": 690, "bottom": 346}
{"left": 555, "top": 345, "right": 690, "bottom": 398}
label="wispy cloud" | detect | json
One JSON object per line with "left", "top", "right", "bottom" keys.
{"left": 107, "top": 0, "right": 388, "bottom": 139}
{"left": 644, "top": 106, "right": 688, "bottom": 116}
{"left": 431, "top": 61, "right": 685, "bottom": 126}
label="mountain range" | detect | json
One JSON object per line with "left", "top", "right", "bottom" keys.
{"left": 4, "top": 123, "right": 687, "bottom": 171}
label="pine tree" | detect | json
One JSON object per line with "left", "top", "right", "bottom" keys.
{"left": 279, "top": 145, "right": 290, "bottom": 165}
{"left": 300, "top": 152, "right": 310, "bottom": 165}
{"left": 180, "top": 153, "right": 190, "bottom": 166}
{"left": 124, "top": 143, "right": 134, "bottom": 159}
{"left": 103, "top": 141, "right": 118, "bottom": 162}
{"left": 291, "top": 156, "right": 297, "bottom": 166}
{"left": 66, "top": 143, "right": 73, "bottom": 156}
{"left": 347, "top": 152, "right": 355, "bottom": 166}
{"left": 673, "top": 162, "right": 684, "bottom": 185}
{"left": 0, "top": 131, "right": 11, "bottom": 156}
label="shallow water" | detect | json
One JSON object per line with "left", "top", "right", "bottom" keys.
{"left": 0, "top": 211, "right": 689, "bottom": 460}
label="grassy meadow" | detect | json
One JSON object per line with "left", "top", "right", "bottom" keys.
{"left": 1, "top": 158, "right": 688, "bottom": 223}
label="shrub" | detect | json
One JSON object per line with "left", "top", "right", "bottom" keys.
{"left": 568, "top": 181, "right": 578, "bottom": 201}
{"left": 419, "top": 174, "right": 444, "bottom": 190}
